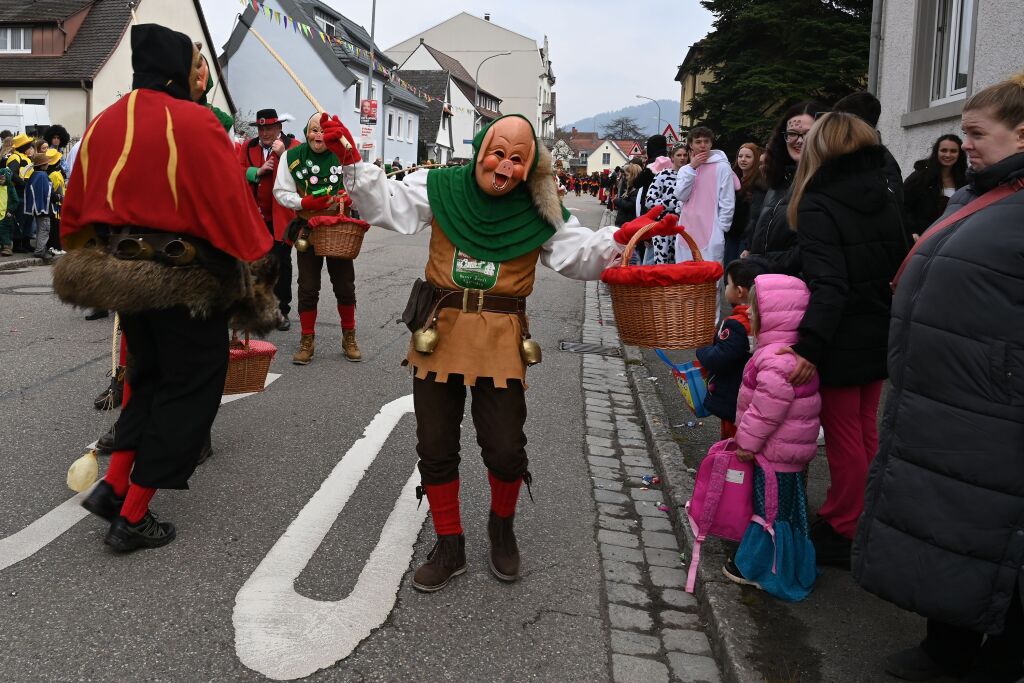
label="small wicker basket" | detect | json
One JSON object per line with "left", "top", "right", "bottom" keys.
{"left": 308, "top": 219, "right": 366, "bottom": 259}
{"left": 604, "top": 223, "right": 719, "bottom": 349}
{"left": 224, "top": 331, "right": 277, "bottom": 395}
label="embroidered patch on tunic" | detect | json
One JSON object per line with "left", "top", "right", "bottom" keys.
{"left": 452, "top": 250, "right": 500, "bottom": 290}
{"left": 719, "top": 328, "right": 731, "bottom": 341}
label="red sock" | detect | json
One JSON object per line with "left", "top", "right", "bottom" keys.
{"left": 425, "top": 480, "right": 463, "bottom": 536}
{"left": 104, "top": 449, "right": 136, "bottom": 497}
{"left": 120, "top": 484, "right": 156, "bottom": 524}
{"left": 299, "top": 310, "right": 317, "bottom": 335}
{"left": 338, "top": 304, "right": 356, "bottom": 331}
{"left": 488, "top": 471, "right": 522, "bottom": 518}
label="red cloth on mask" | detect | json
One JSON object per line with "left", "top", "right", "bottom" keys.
{"left": 62, "top": 89, "right": 272, "bottom": 261}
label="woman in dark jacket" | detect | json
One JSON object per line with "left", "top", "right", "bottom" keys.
{"left": 902, "top": 133, "right": 968, "bottom": 240}
{"left": 782, "top": 113, "right": 908, "bottom": 568}
{"left": 746, "top": 101, "right": 825, "bottom": 275}
{"left": 730, "top": 142, "right": 765, "bottom": 264}
{"left": 853, "top": 74, "right": 1024, "bottom": 683}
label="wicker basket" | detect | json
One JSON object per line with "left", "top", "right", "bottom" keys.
{"left": 308, "top": 219, "right": 366, "bottom": 259}
{"left": 224, "top": 331, "right": 277, "bottom": 395}
{"left": 604, "top": 223, "right": 719, "bottom": 349}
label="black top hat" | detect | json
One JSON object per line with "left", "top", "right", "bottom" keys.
{"left": 252, "top": 109, "right": 290, "bottom": 126}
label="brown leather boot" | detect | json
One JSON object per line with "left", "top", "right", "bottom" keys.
{"left": 342, "top": 329, "right": 362, "bottom": 362}
{"left": 412, "top": 534, "right": 466, "bottom": 592}
{"left": 292, "top": 334, "right": 315, "bottom": 365}
{"left": 488, "top": 511, "right": 520, "bottom": 582}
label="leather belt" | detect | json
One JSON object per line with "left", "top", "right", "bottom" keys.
{"left": 433, "top": 288, "right": 526, "bottom": 315}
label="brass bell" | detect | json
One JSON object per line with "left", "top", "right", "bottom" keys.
{"left": 520, "top": 338, "right": 542, "bottom": 366}
{"left": 413, "top": 326, "right": 439, "bottom": 354}
{"left": 295, "top": 237, "right": 310, "bottom": 253}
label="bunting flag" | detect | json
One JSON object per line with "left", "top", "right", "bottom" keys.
{"left": 236, "top": 0, "right": 480, "bottom": 115}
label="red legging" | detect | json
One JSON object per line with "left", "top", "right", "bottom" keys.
{"left": 817, "top": 380, "right": 884, "bottom": 538}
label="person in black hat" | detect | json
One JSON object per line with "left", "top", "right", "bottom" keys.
{"left": 240, "top": 108, "right": 299, "bottom": 329}
{"left": 53, "top": 23, "right": 276, "bottom": 553}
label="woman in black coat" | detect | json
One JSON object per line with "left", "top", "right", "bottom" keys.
{"left": 902, "top": 134, "right": 968, "bottom": 241}
{"left": 746, "top": 101, "right": 825, "bottom": 275}
{"left": 782, "top": 113, "right": 908, "bottom": 568}
{"left": 853, "top": 73, "right": 1024, "bottom": 683}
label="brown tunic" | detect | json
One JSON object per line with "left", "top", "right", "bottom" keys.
{"left": 408, "top": 221, "right": 541, "bottom": 388}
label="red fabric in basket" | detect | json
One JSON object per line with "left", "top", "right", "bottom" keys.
{"left": 229, "top": 339, "right": 278, "bottom": 360}
{"left": 601, "top": 261, "right": 723, "bottom": 287}
{"left": 308, "top": 215, "right": 371, "bottom": 231}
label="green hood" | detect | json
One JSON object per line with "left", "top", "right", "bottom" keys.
{"left": 426, "top": 114, "right": 566, "bottom": 262}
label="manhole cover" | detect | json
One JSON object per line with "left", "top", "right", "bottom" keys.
{"left": 558, "top": 341, "right": 622, "bottom": 357}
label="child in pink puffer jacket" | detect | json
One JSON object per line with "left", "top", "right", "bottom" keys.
{"left": 723, "top": 274, "right": 821, "bottom": 601}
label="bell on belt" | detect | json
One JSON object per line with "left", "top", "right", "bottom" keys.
{"left": 520, "top": 337, "right": 542, "bottom": 366}
{"left": 295, "top": 235, "right": 310, "bottom": 253}
{"left": 413, "top": 326, "right": 439, "bottom": 354}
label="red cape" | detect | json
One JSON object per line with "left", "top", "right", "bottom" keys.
{"left": 62, "top": 89, "right": 271, "bottom": 261}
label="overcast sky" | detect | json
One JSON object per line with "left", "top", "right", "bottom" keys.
{"left": 198, "top": 0, "right": 713, "bottom": 124}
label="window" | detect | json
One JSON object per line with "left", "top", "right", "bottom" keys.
{"left": 17, "top": 90, "right": 47, "bottom": 106}
{"left": 930, "top": 0, "right": 975, "bottom": 105}
{"left": 0, "top": 27, "right": 32, "bottom": 54}
{"left": 441, "top": 115, "right": 447, "bottom": 131}
{"left": 602, "top": 153, "right": 611, "bottom": 165}
{"left": 314, "top": 12, "right": 337, "bottom": 37}
{"left": 397, "top": 115, "right": 403, "bottom": 139}
{"left": 387, "top": 113, "right": 394, "bottom": 138}
{"left": 353, "top": 80, "right": 362, "bottom": 111}
{"left": 407, "top": 118, "right": 414, "bottom": 143}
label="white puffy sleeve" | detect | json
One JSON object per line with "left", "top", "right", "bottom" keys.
{"left": 341, "top": 162, "right": 433, "bottom": 235}
{"left": 273, "top": 157, "right": 303, "bottom": 211}
{"left": 540, "top": 215, "right": 624, "bottom": 281}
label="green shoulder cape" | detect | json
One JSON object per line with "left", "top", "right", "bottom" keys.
{"left": 426, "top": 114, "right": 567, "bottom": 262}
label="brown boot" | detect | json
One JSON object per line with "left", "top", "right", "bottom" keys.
{"left": 342, "top": 329, "right": 362, "bottom": 362}
{"left": 412, "top": 534, "right": 466, "bottom": 592}
{"left": 488, "top": 511, "right": 520, "bottom": 582}
{"left": 292, "top": 334, "right": 315, "bottom": 365}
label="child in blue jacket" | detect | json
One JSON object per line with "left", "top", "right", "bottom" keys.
{"left": 695, "top": 259, "right": 764, "bottom": 437}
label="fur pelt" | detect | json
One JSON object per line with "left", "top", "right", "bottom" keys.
{"left": 52, "top": 249, "right": 282, "bottom": 335}
{"left": 528, "top": 141, "right": 564, "bottom": 229}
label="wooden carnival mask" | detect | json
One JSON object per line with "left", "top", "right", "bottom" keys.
{"left": 474, "top": 116, "right": 537, "bottom": 197}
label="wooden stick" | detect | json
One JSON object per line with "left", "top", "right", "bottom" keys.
{"left": 244, "top": 23, "right": 353, "bottom": 151}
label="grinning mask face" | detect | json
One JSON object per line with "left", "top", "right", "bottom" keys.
{"left": 474, "top": 117, "right": 536, "bottom": 197}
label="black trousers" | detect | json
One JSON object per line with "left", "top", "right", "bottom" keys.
{"left": 296, "top": 249, "right": 355, "bottom": 311}
{"left": 113, "top": 307, "right": 229, "bottom": 489}
{"left": 923, "top": 585, "right": 1024, "bottom": 679}
{"left": 271, "top": 239, "right": 293, "bottom": 316}
{"left": 413, "top": 374, "right": 528, "bottom": 485}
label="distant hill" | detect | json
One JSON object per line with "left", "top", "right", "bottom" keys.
{"left": 563, "top": 99, "right": 679, "bottom": 137}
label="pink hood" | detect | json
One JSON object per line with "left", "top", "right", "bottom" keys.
{"left": 734, "top": 274, "right": 820, "bottom": 470}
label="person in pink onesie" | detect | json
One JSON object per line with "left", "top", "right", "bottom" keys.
{"left": 723, "top": 274, "right": 822, "bottom": 601}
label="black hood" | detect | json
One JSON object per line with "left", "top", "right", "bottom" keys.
{"left": 130, "top": 24, "right": 194, "bottom": 101}
{"left": 806, "top": 145, "right": 890, "bottom": 213}
{"left": 646, "top": 135, "right": 667, "bottom": 160}
{"left": 968, "top": 151, "right": 1024, "bottom": 195}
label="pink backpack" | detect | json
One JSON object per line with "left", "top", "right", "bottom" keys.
{"left": 684, "top": 438, "right": 777, "bottom": 593}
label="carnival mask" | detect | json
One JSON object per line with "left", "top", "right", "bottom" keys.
{"left": 474, "top": 117, "right": 536, "bottom": 197}
{"left": 307, "top": 113, "right": 326, "bottom": 153}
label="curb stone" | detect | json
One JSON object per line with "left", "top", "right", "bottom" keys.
{"left": 621, "top": 335, "right": 762, "bottom": 682}
{"left": 0, "top": 256, "right": 42, "bottom": 272}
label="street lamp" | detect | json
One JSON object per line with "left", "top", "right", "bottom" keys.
{"left": 474, "top": 51, "right": 511, "bottom": 132}
{"left": 636, "top": 95, "right": 663, "bottom": 133}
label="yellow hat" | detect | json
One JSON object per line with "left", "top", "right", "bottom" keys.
{"left": 46, "top": 147, "right": 62, "bottom": 165}
{"left": 12, "top": 133, "right": 33, "bottom": 149}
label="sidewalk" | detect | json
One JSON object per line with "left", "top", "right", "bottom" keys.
{"left": 599, "top": 282, "right": 953, "bottom": 683}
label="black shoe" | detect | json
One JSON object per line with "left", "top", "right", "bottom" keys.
{"left": 81, "top": 480, "right": 124, "bottom": 522}
{"left": 277, "top": 316, "right": 291, "bottom": 332}
{"left": 96, "top": 426, "right": 116, "bottom": 455}
{"left": 36, "top": 252, "right": 53, "bottom": 264}
{"left": 722, "top": 557, "right": 762, "bottom": 589}
{"left": 105, "top": 512, "right": 176, "bottom": 552}
{"left": 196, "top": 433, "right": 214, "bottom": 465}
{"left": 93, "top": 370, "right": 124, "bottom": 410}
{"left": 810, "top": 518, "right": 852, "bottom": 568}
{"left": 85, "top": 308, "right": 109, "bottom": 321}
{"left": 883, "top": 646, "right": 957, "bottom": 681}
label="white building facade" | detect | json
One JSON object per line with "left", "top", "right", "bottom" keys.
{"left": 874, "top": 0, "right": 1024, "bottom": 172}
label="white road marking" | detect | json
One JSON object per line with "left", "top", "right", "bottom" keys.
{"left": 233, "top": 394, "right": 425, "bottom": 681}
{"left": 221, "top": 372, "right": 281, "bottom": 404}
{"left": 0, "top": 373, "right": 282, "bottom": 572}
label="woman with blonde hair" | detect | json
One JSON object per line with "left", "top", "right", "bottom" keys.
{"left": 778, "top": 112, "right": 907, "bottom": 568}
{"left": 854, "top": 73, "right": 1024, "bottom": 682}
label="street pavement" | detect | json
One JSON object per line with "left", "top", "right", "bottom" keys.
{"left": 0, "top": 193, "right": 721, "bottom": 682}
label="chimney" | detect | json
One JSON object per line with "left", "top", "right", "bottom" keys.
{"left": 484, "top": 13, "right": 491, "bottom": 21}
{"left": 419, "top": 38, "right": 425, "bottom": 44}
{"left": 571, "top": 127, "right": 577, "bottom": 136}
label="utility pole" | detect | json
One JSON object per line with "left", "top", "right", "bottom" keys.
{"left": 636, "top": 95, "right": 663, "bottom": 133}
{"left": 367, "top": 0, "right": 378, "bottom": 162}
{"left": 473, "top": 51, "right": 511, "bottom": 133}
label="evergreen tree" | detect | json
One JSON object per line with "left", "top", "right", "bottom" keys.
{"left": 687, "top": 0, "right": 872, "bottom": 152}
